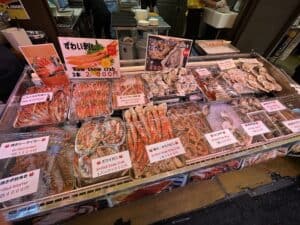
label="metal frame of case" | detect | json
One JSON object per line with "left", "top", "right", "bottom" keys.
{"left": 1, "top": 53, "right": 300, "bottom": 222}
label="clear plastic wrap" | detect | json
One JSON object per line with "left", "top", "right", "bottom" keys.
{"left": 13, "top": 85, "right": 70, "bottom": 128}
{"left": 0, "top": 131, "right": 74, "bottom": 207}
{"left": 68, "top": 80, "right": 112, "bottom": 121}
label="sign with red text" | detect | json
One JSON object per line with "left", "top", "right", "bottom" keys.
{"left": 241, "top": 121, "right": 270, "bottom": 136}
{"left": 205, "top": 129, "right": 238, "bottom": 149}
{"left": 58, "top": 37, "right": 120, "bottom": 78}
{"left": 116, "top": 94, "right": 145, "bottom": 107}
{"left": 91, "top": 151, "right": 132, "bottom": 178}
{"left": 0, "top": 169, "right": 40, "bottom": 202}
{"left": 261, "top": 100, "right": 286, "bottom": 112}
{"left": 146, "top": 138, "right": 185, "bottom": 163}
{"left": 0, "top": 136, "right": 49, "bottom": 160}
{"left": 20, "top": 92, "right": 53, "bottom": 106}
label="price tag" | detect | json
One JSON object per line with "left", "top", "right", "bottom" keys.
{"left": 205, "top": 129, "right": 238, "bottom": 149}
{"left": 282, "top": 119, "right": 300, "bottom": 133}
{"left": 195, "top": 68, "right": 211, "bottom": 78}
{"left": 0, "top": 136, "right": 49, "bottom": 160}
{"left": 0, "top": 169, "right": 40, "bottom": 202}
{"left": 241, "top": 121, "right": 270, "bottom": 136}
{"left": 146, "top": 138, "right": 185, "bottom": 163}
{"left": 20, "top": 92, "right": 53, "bottom": 106}
{"left": 217, "top": 59, "right": 236, "bottom": 70}
{"left": 116, "top": 94, "right": 145, "bottom": 107}
{"left": 260, "top": 100, "right": 286, "bottom": 112}
{"left": 92, "top": 151, "right": 132, "bottom": 178}
{"left": 239, "top": 58, "right": 260, "bottom": 64}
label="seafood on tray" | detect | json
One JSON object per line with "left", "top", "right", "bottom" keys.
{"left": 14, "top": 86, "right": 70, "bottom": 128}
{"left": 124, "top": 103, "right": 185, "bottom": 178}
{"left": 69, "top": 81, "right": 112, "bottom": 120}
{"left": 142, "top": 68, "right": 199, "bottom": 98}
{"left": 167, "top": 103, "right": 212, "bottom": 161}
{"left": 74, "top": 118, "right": 128, "bottom": 185}
{"left": 0, "top": 132, "right": 73, "bottom": 206}
{"left": 112, "top": 76, "right": 148, "bottom": 109}
{"left": 75, "top": 118, "right": 125, "bottom": 156}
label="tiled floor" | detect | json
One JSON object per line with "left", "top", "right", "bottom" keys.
{"left": 65, "top": 157, "right": 300, "bottom": 225}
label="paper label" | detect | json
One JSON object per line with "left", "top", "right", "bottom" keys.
{"left": 91, "top": 151, "right": 132, "bottom": 178}
{"left": 58, "top": 37, "right": 120, "bottom": 78}
{"left": 217, "top": 59, "right": 236, "bottom": 70}
{"left": 0, "top": 169, "right": 40, "bottom": 202}
{"left": 261, "top": 100, "right": 286, "bottom": 112}
{"left": 241, "top": 121, "right": 270, "bottom": 136}
{"left": 195, "top": 68, "right": 211, "bottom": 78}
{"left": 282, "top": 119, "right": 300, "bottom": 133}
{"left": 20, "top": 92, "right": 53, "bottom": 106}
{"left": 205, "top": 129, "right": 238, "bottom": 149}
{"left": 0, "top": 136, "right": 49, "bottom": 160}
{"left": 116, "top": 94, "right": 145, "bottom": 107}
{"left": 239, "top": 58, "right": 260, "bottom": 64}
{"left": 146, "top": 138, "right": 185, "bottom": 163}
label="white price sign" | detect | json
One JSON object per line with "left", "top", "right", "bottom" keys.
{"left": 20, "top": 92, "right": 53, "bottom": 106}
{"left": 217, "top": 59, "right": 236, "bottom": 70}
{"left": 0, "top": 169, "right": 40, "bottom": 202}
{"left": 0, "top": 136, "right": 49, "bottom": 160}
{"left": 282, "top": 119, "right": 300, "bottom": 133}
{"left": 146, "top": 138, "right": 185, "bottom": 163}
{"left": 92, "top": 151, "right": 132, "bottom": 178}
{"left": 116, "top": 94, "right": 145, "bottom": 107}
{"left": 239, "top": 58, "right": 260, "bottom": 64}
{"left": 205, "top": 129, "right": 238, "bottom": 149}
{"left": 260, "top": 100, "right": 286, "bottom": 112}
{"left": 195, "top": 68, "right": 211, "bottom": 78}
{"left": 241, "top": 121, "right": 270, "bottom": 136}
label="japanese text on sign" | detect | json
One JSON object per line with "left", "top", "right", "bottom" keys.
{"left": 0, "top": 136, "right": 49, "bottom": 160}
{"left": 116, "top": 94, "right": 145, "bottom": 107}
{"left": 205, "top": 129, "right": 238, "bottom": 149}
{"left": 0, "top": 169, "right": 40, "bottom": 202}
{"left": 20, "top": 92, "right": 53, "bottom": 106}
{"left": 146, "top": 138, "right": 185, "bottom": 164}
{"left": 241, "top": 121, "right": 270, "bottom": 136}
{"left": 239, "top": 58, "right": 260, "bottom": 64}
{"left": 92, "top": 151, "right": 132, "bottom": 178}
{"left": 217, "top": 59, "right": 236, "bottom": 70}
{"left": 261, "top": 100, "right": 286, "bottom": 112}
{"left": 282, "top": 119, "right": 300, "bottom": 133}
{"left": 195, "top": 68, "right": 211, "bottom": 78}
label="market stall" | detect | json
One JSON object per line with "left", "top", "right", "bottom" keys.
{"left": 0, "top": 35, "right": 300, "bottom": 224}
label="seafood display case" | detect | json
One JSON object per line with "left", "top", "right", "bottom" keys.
{"left": 0, "top": 53, "right": 300, "bottom": 223}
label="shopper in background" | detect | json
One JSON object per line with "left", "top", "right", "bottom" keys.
{"left": 83, "top": 0, "right": 112, "bottom": 38}
{"left": 141, "top": 0, "right": 157, "bottom": 12}
{"left": 185, "top": 0, "right": 228, "bottom": 39}
{"left": 0, "top": 45, "right": 24, "bottom": 103}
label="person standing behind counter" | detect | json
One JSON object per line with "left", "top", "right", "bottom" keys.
{"left": 83, "top": 0, "right": 112, "bottom": 38}
{"left": 185, "top": 0, "right": 227, "bottom": 39}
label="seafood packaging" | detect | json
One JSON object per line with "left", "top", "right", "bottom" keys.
{"left": 74, "top": 118, "right": 129, "bottom": 186}
{"left": 0, "top": 132, "right": 73, "bottom": 206}
{"left": 112, "top": 75, "right": 149, "bottom": 110}
{"left": 142, "top": 68, "right": 200, "bottom": 99}
{"left": 69, "top": 81, "right": 112, "bottom": 120}
{"left": 14, "top": 86, "right": 70, "bottom": 128}
{"left": 167, "top": 102, "right": 212, "bottom": 161}
{"left": 192, "top": 59, "right": 282, "bottom": 101}
{"left": 124, "top": 103, "right": 185, "bottom": 178}
{"left": 145, "top": 35, "right": 192, "bottom": 71}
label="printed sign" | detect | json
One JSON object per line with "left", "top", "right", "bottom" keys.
{"left": 195, "top": 68, "right": 211, "bottom": 78}
{"left": 282, "top": 119, "right": 300, "bottom": 133}
{"left": 217, "top": 59, "right": 236, "bottom": 70}
{"left": 239, "top": 58, "right": 260, "bottom": 64}
{"left": 0, "top": 169, "right": 40, "bottom": 202}
{"left": 261, "top": 100, "right": 286, "bottom": 112}
{"left": 20, "top": 92, "right": 53, "bottom": 106}
{"left": 205, "top": 129, "right": 238, "bottom": 149}
{"left": 19, "top": 44, "right": 69, "bottom": 86}
{"left": 0, "top": 0, "right": 30, "bottom": 20}
{"left": 0, "top": 136, "right": 49, "bottom": 160}
{"left": 145, "top": 34, "right": 193, "bottom": 71}
{"left": 58, "top": 37, "right": 120, "bottom": 78}
{"left": 146, "top": 138, "right": 185, "bottom": 163}
{"left": 116, "top": 94, "right": 145, "bottom": 107}
{"left": 92, "top": 151, "right": 132, "bottom": 178}
{"left": 241, "top": 121, "right": 270, "bottom": 136}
